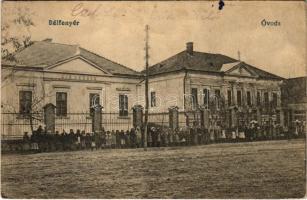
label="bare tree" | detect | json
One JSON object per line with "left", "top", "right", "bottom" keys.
{"left": 2, "top": 6, "right": 35, "bottom": 60}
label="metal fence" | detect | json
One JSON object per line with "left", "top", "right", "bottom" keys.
{"left": 55, "top": 113, "right": 134, "bottom": 133}
{"left": 55, "top": 113, "right": 92, "bottom": 133}
{"left": 1, "top": 111, "right": 203, "bottom": 139}
{"left": 1, "top": 112, "right": 134, "bottom": 139}
{"left": 147, "top": 111, "right": 202, "bottom": 128}
{"left": 1, "top": 112, "right": 44, "bottom": 140}
{"left": 101, "top": 113, "right": 133, "bottom": 131}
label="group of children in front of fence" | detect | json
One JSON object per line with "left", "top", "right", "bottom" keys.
{"left": 21, "top": 122, "right": 305, "bottom": 153}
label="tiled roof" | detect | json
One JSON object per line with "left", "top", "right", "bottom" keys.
{"left": 2, "top": 41, "right": 139, "bottom": 76}
{"left": 146, "top": 51, "right": 237, "bottom": 75}
{"left": 145, "top": 50, "right": 283, "bottom": 80}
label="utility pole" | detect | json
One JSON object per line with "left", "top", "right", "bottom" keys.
{"left": 144, "top": 25, "right": 149, "bottom": 150}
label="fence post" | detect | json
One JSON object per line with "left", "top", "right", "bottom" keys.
{"left": 92, "top": 104, "right": 103, "bottom": 133}
{"left": 133, "top": 105, "right": 143, "bottom": 128}
{"left": 169, "top": 106, "right": 179, "bottom": 130}
{"left": 201, "top": 107, "right": 210, "bottom": 129}
{"left": 43, "top": 103, "right": 56, "bottom": 134}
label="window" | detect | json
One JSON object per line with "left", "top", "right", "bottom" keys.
{"left": 203, "top": 89, "right": 210, "bottom": 106}
{"left": 272, "top": 92, "right": 278, "bottom": 107}
{"left": 89, "top": 93, "right": 100, "bottom": 114}
{"left": 214, "top": 89, "right": 221, "bottom": 108}
{"left": 237, "top": 90, "right": 242, "bottom": 106}
{"left": 247, "top": 91, "right": 251, "bottom": 106}
{"left": 150, "top": 91, "right": 156, "bottom": 107}
{"left": 119, "top": 94, "right": 128, "bottom": 116}
{"left": 227, "top": 90, "right": 232, "bottom": 106}
{"left": 19, "top": 91, "right": 32, "bottom": 114}
{"left": 191, "top": 88, "right": 198, "bottom": 109}
{"left": 264, "top": 92, "right": 269, "bottom": 106}
{"left": 214, "top": 89, "right": 220, "bottom": 97}
{"left": 56, "top": 92, "right": 67, "bottom": 116}
{"left": 257, "top": 91, "right": 261, "bottom": 106}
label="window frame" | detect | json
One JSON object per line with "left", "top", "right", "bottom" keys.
{"left": 150, "top": 91, "right": 156, "bottom": 107}
{"left": 19, "top": 90, "right": 32, "bottom": 115}
{"left": 264, "top": 92, "right": 269, "bottom": 106}
{"left": 227, "top": 90, "right": 232, "bottom": 106}
{"left": 246, "top": 91, "right": 252, "bottom": 106}
{"left": 119, "top": 94, "right": 128, "bottom": 117}
{"left": 272, "top": 92, "right": 278, "bottom": 107}
{"left": 89, "top": 93, "right": 100, "bottom": 115}
{"left": 257, "top": 91, "right": 261, "bottom": 106}
{"left": 237, "top": 90, "right": 242, "bottom": 106}
{"left": 203, "top": 88, "right": 210, "bottom": 107}
{"left": 56, "top": 92, "right": 68, "bottom": 117}
{"left": 191, "top": 88, "right": 198, "bottom": 109}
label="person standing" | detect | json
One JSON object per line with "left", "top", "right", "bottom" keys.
{"left": 91, "top": 132, "right": 96, "bottom": 151}
{"left": 231, "top": 126, "right": 236, "bottom": 143}
{"left": 164, "top": 129, "right": 169, "bottom": 147}
{"left": 130, "top": 128, "right": 136, "bottom": 148}
{"left": 135, "top": 126, "right": 142, "bottom": 148}
{"left": 156, "top": 128, "right": 161, "bottom": 147}
{"left": 75, "top": 129, "right": 81, "bottom": 150}
{"left": 125, "top": 130, "right": 130, "bottom": 148}
{"left": 115, "top": 130, "right": 120, "bottom": 148}
{"left": 149, "top": 127, "right": 154, "bottom": 147}
{"left": 106, "top": 131, "right": 111, "bottom": 148}
{"left": 81, "top": 130, "right": 86, "bottom": 150}
{"left": 120, "top": 130, "right": 125, "bottom": 148}
{"left": 111, "top": 130, "right": 116, "bottom": 148}
{"left": 168, "top": 128, "right": 173, "bottom": 147}
{"left": 174, "top": 128, "right": 180, "bottom": 146}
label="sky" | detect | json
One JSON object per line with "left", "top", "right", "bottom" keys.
{"left": 2, "top": 1, "right": 306, "bottom": 78}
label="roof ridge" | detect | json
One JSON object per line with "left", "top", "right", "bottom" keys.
{"left": 79, "top": 47, "right": 139, "bottom": 73}
{"left": 286, "top": 76, "right": 307, "bottom": 80}
{"left": 35, "top": 40, "right": 78, "bottom": 47}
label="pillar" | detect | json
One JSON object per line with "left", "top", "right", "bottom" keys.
{"left": 43, "top": 103, "right": 56, "bottom": 134}
{"left": 132, "top": 105, "right": 143, "bottom": 128}
{"left": 201, "top": 108, "right": 210, "bottom": 129}
{"left": 169, "top": 106, "right": 179, "bottom": 130}
{"left": 92, "top": 104, "right": 103, "bottom": 133}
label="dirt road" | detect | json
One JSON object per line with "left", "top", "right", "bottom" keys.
{"left": 1, "top": 139, "right": 305, "bottom": 198}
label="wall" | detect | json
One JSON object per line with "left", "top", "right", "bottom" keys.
{"left": 137, "top": 71, "right": 185, "bottom": 112}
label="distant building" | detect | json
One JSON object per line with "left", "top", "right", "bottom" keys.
{"left": 281, "top": 76, "right": 307, "bottom": 128}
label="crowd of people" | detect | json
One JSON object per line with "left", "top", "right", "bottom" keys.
{"left": 17, "top": 122, "right": 305, "bottom": 153}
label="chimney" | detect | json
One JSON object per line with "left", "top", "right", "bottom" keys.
{"left": 186, "top": 42, "right": 193, "bottom": 55}
{"left": 43, "top": 38, "right": 52, "bottom": 42}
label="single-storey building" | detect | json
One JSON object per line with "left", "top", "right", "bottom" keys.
{"left": 1, "top": 39, "right": 142, "bottom": 136}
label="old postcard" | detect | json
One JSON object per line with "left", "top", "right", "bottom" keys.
{"left": 1, "top": 1, "right": 306, "bottom": 199}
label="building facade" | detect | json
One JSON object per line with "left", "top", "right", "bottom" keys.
{"left": 1, "top": 40, "right": 142, "bottom": 136}
{"left": 143, "top": 42, "right": 284, "bottom": 129}
{"left": 1, "top": 40, "right": 293, "bottom": 137}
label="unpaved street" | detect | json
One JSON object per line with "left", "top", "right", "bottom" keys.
{"left": 1, "top": 139, "right": 305, "bottom": 198}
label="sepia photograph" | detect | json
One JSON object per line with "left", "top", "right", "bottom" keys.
{"left": 1, "top": 1, "right": 306, "bottom": 198}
